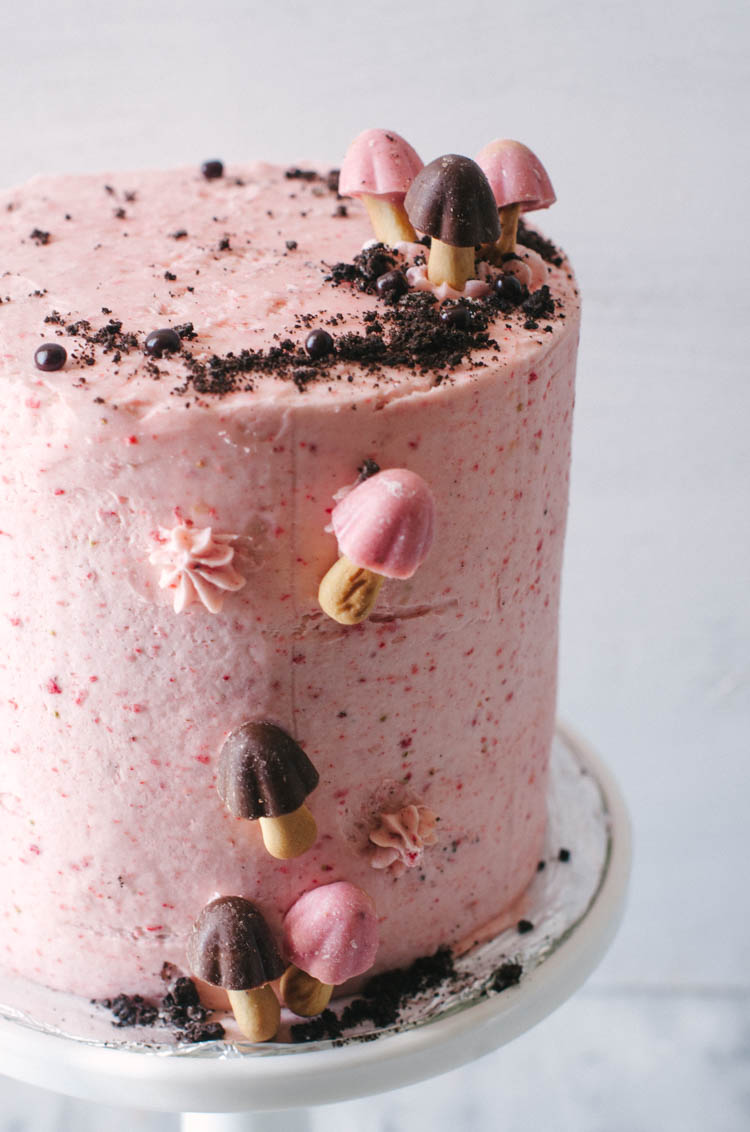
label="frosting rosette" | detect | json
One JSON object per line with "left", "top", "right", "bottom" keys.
{"left": 148, "top": 523, "right": 246, "bottom": 614}
{"left": 367, "top": 804, "right": 438, "bottom": 877}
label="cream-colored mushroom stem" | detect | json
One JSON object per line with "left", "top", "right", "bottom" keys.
{"left": 362, "top": 194, "right": 416, "bottom": 245}
{"left": 497, "top": 202, "right": 522, "bottom": 257}
{"left": 427, "top": 239, "right": 476, "bottom": 291}
{"left": 318, "top": 555, "right": 384, "bottom": 625}
{"left": 226, "top": 984, "right": 280, "bottom": 1042}
{"left": 280, "top": 965, "right": 334, "bottom": 1017}
{"left": 259, "top": 804, "right": 317, "bottom": 859}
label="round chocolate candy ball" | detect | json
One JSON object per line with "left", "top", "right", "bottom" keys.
{"left": 34, "top": 343, "right": 67, "bottom": 372}
{"left": 144, "top": 328, "right": 182, "bottom": 358}
{"left": 305, "top": 329, "right": 334, "bottom": 360}
{"left": 375, "top": 270, "right": 407, "bottom": 300}
{"left": 494, "top": 273, "right": 525, "bottom": 305}
{"left": 440, "top": 305, "right": 471, "bottom": 331}
{"left": 201, "top": 160, "right": 224, "bottom": 180}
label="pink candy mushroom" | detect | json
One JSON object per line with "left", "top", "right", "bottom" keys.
{"left": 280, "top": 881, "right": 379, "bottom": 1017}
{"left": 339, "top": 128, "right": 423, "bottom": 246}
{"left": 318, "top": 468, "right": 436, "bottom": 625}
{"left": 476, "top": 139, "right": 556, "bottom": 260}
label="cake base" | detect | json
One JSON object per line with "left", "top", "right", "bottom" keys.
{"left": 0, "top": 725, "right": 630, "bottom": 1114}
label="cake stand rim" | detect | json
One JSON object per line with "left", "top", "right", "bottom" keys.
{"left": 0, "top": 723, "right": 631, "bottom": 1113}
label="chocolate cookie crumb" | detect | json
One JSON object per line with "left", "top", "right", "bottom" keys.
{"left": 357, "top": 458, "right": 380, "bottom": 482}
{"left": 285, "top": 168, "right": 318, "bottom": 182}
{"left": 489, "top": 961, "right": 523, "bottom": 993}
{"left": 517, "top": 219, "right": 563, "bottom": 267}
{"left": 522, "top": 285, "right": 555, "bottom": 323}
{"left": 338, "top": 947, "right": 456, "bottom": 1033}
{"left": 290, "top": 1008, "right": 343, "bottom": 1043}
{"left": 558, "top": 848, "right": 571, "bottom": 862}
{"left": 99, "top": 993, "right": 159, "bottom": 1028}
{"left": 30, "top": 228, "right": 51, "bottom": 246}
{"left": 517, "top": 919, "right": 534, "bottom": 935}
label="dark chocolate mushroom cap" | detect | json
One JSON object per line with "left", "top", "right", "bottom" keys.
{"left": 404, "top": 154, "right": 500, "bottom": 247}
{"left": 187, "top": 896, "right": 285, "bottom": 990}
{"left": 217, "top": 721, "right": 319, "bottom": 820}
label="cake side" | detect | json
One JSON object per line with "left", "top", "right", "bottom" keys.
{"left": 0, "top": 163, "right": 579, "bottom": 999}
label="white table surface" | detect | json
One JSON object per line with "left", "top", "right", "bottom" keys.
{"left": 1, "top": 1, "right": 748, "bottom": 1127}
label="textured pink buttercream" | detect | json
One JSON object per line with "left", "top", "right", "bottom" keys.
{"left": 0, "top": 163, "right": 579, "bottom": 999}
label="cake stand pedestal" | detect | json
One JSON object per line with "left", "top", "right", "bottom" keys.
{"left": 0, "top": 725, "right": 630, "bottom": 1130}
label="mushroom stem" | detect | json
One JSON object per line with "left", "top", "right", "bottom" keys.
{"left": 318, "top": 554, "right": 384, "bottom": 625}
{"left": 226, "top": 984, "right": 280, "bottom": 1042}
{"left": 280, "top": 965, "right": 334, "bottom": 1017}
{"left": 259, "top": 804, "right": 318, "bottom": 859}
{"left": 362, "top": 195, "right": 417, "bottom": 245}
{"left": 427, "top": 239, "right": 476, "bottom": 291}
{"left": 497, "top": 202, "right": 521, "bottom": 257}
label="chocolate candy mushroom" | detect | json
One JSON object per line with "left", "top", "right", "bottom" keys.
{"left": 404, "top": 154, "right": 499, "bottom": 291}
{"left": 339, "top": 128, "right": 423, "bottom": 246}
{"left": 187, "top": 896, "right": 285, "bottom": 1042}
{"left": 217, "top": 721, "right": 319, "bottom": 859}
{"left": 476, "top": 139, "right": 556, "bottom": 262}
{"left": 318, "top": 468, "right": 436, "bottom": 626}
{"left": 280, "top": 882, "right": 379, "bottom": 1017}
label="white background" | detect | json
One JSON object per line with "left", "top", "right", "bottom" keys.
{"left": 2, "top": 0, "right": 749, "bottom": 1127}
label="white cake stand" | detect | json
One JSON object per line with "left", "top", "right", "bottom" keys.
{"left": 0, "top": 724, "right": 630, "bottom": 1131}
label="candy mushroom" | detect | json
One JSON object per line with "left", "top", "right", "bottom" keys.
{"left": 318, "top": 468, "right": 436, "bottom": 626}
{"left": 338, "top": 128, "right": 423, "bottom": 246}
{"left": 217, "top": 721, "right": 319, "bottom": 860}
{"left": 280, "top": 882, "right": 379, "bottom": 1017}
{"left": 476, "top": 139, "right": 556, "bottom": 261}
{"left": 187, "top": 896, "right": 285, "bottom": 1042}
{"left": 404, "top": 154, "right": 499, "bottom": 292}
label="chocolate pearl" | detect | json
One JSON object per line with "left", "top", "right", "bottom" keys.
{"left": 144, "top": 328, "right": 182, "bottom": 358}
{"left": 375, "top": 270, "right": 407, "bottom": 299}
{"left": 305, "top": 329, "right": 334, "bottom": 360}
{"left": 201, "top": 160, "right": 224, "bottom": 180}
{"left": 494, "top": 273, "right": 525, "bottom": 305}
{"left": 440, "top": 305, "right": 471, "bottom": 331}
{"left": 34, "top": 343, "right": 67, "bottom": 372}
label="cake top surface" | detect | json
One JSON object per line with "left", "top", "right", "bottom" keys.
{"left": 0, "top": 162, "right": 578, "bottom": 421}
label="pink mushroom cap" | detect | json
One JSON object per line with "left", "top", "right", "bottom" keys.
{"left": 476, "top": 138, "right": 556, "bottom": 212}
{"left": 338, "top": 128, "right": 424, "bottom": 203}
{"left": 283, "top": 881, "right": 379, "bottom": 985}
{"left": 331, "top": 468, "right": 436, "bottom": 580}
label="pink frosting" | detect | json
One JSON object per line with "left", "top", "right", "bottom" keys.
{"left": 367, "top": 804, "right": 438, "bottom": 877}
{"left": 339, "top": 129, "right": 423, "bottom": 202}
{"left": 148, "top": 523, "right": 246, "bottom": 614}
{"left": 476, "top": 139, "right": 556, "bottom": 212}
{"left": 0, "top": 163, "right": 579, "bottom": 1000}
{"left": 331, "top": 469, "right": 436, "bottom": 580}
{"left": 283, "top": 881, "right": 379, "bottom": 984}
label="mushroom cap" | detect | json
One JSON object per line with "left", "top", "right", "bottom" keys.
{"left": 404, "top": 154, "right": 500, "bottom": 247}
{"left": 338, "top": 128, "right": 423, "bottom": 202}
{"left": 217, "top": 721, "right": 319, "bottom": 820}
{"left": 283, "top": 882, "right": 379, "bottom": 985}
{"left": 475, "top": 139, "right": 556, "bottom": 212}
{"left": 187, "top": 896, "right": 285, "bottom": 991}
{"left": 332, "top": 468, "right": 436, "bottom": 580}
